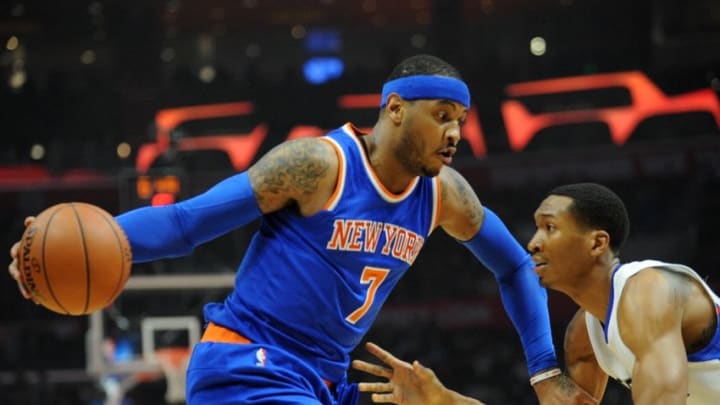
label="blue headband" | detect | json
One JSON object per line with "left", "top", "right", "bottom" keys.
{"left": 380, "top": 75, "right": 471, "bottom": 109}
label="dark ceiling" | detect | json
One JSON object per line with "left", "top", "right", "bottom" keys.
{"left": 0, "top": 0, "right": 583, "bottom": 36}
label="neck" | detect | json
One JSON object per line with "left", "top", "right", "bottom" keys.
{"left": 561, "top": 257, "right": 620, "bottom": 322}
{"left": 364, "top": 124, "right": 416, "bottom": 194}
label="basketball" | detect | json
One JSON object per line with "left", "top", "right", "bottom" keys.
{"left": 18, "top": 202, "right": 132, "bottom": 315}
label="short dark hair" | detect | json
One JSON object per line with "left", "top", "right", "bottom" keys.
{"left": 385, "top": 54, "right": 462, "bottom": 82}
{"left": 549, "top": 183, "right": 630, "bottom": 256}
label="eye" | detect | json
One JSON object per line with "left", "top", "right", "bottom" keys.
{"left": 545, "top": 223, "right": 556, "bottom": 232}
{"left": 436, "top": 111, "right": 448, "bottom": 121}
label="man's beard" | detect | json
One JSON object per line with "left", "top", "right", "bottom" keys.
{"left": 395, "top": 125, "right": 439, "bottom": 177}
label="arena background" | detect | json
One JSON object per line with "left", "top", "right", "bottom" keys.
{"left": 1, "top": 0, "right": 719, "bottom": 404}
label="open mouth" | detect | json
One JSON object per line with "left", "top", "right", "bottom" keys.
{"left": 438, "top": 147, "right": 456, "bottom": 164}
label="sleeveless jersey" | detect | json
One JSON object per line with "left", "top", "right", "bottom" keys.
{"left": 204, "top": 123, "right": 442, "bottom": 383}
{"left": 585, "top": 260, "right": 720, "bottom": 404}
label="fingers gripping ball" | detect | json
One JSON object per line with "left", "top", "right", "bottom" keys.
{"left": 18, "top": 202, "right": 132, "bottom": 315}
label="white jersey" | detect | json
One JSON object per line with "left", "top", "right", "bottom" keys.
{"left": 585, "top": 260, "right": 720, "bottom": 404}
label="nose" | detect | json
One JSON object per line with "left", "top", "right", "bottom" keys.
{"left": 527, "top": 232, "right": 541, "bottom": 253}
{"left": 445, "top": 123, "right": 461, "bottom": 145}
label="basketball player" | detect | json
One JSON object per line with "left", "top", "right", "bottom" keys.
{"left": 8, "top": 55, "right": 589, "bottom": 404}
{"left": 352, "top": 183, "right": 720, "bottom": 404}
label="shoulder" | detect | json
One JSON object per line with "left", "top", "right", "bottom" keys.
{"left": 438, "top": 165, "right": 469, "bottom": 191}
{"left": 621, "top": 267, "right": 691, "bottom": 312}
{"left": 248, "top": 137, "right": 339, "bottom": 213}
{"left": 617, "top": 267, "right": 687, "bottom": 348}
{"left": 275, "top": 136, "right": 339, "bottom": 162}
{"left": 251, "top": 137, "right": 338, "bottom": 175}
{"left": 436, "top": 166, "right": 483, "bottom": 240}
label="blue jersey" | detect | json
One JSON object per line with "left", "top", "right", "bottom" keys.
{"left": 204, "top": 123, "right": 442, "bottom": 383}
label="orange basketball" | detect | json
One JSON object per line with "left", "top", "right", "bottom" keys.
{"left": 18, "top": 202, "right": 132, "bottom": 315}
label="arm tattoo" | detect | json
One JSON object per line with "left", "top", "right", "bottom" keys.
{"left": 250, "top": 139, "right": 329, "bottom": 206}
{"left": 445, "top": 171, "right": 482, "bottom": 228}
{"left": 557, "top": 374, "right": 581, "bottom": 395}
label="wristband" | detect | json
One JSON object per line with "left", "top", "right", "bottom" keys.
{"left": 529, "top": 368, "right": 562, "bottom": 386}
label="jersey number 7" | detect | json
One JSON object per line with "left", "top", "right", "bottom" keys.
{"left": 345, "top": 267, "right": 389, "bottom": 324}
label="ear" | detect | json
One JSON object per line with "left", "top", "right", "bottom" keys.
{"left": 384, "top": 93, "right": 404, "bottom": 124}
{"left": 589, "top": 230, "right": 610, "bottom": 257}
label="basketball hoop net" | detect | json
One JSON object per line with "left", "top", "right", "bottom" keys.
{"left": 154, "top": 347, "right": 191, "bottom": 404}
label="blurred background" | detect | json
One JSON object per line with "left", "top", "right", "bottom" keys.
{"left": 1, "top": 0, "right": 719, "bottom": 404}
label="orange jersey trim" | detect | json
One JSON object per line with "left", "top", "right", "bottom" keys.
{"left": 430, "top": 176, "right": 442, "bottom": 234}
{"left": 318, "top": 136, "right": 346, "bottom": 211}
{"left": 341, "top": 123, "right": 419, "bottom": 203}
{"left": 200, "top": 322, "right": 333, "bottom": 388}
{"left": 201, "top": 322, "right": 252, "bottom": 344}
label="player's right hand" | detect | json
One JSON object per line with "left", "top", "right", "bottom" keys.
{"left": 8, "top": 216, "right": 36, "bottom": 300}
{"left": 352, "top": 342, "right": 485, "bottom": 405}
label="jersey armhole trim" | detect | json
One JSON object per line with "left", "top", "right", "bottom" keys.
{"left": 319, "top": 136, "right": 346, "bottom": 211}
{"left": 429, "top": 176, "right": 442, "bottom": 235}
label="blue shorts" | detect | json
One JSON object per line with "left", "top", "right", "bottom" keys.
{"left": 186, "top": 341, "right": 357, "bottom": 405}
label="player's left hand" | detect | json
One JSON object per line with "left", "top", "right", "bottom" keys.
{"left": 533, "top": 373, "right": 598, "bottom": 405}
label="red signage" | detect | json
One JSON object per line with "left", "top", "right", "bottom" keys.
{"left": 502, "top": 71, "right": 720, "bottom": 151}
{"left": 134, "top": 71, "right": 720, "bottom": 179}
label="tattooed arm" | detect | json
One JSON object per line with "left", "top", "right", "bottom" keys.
{"left": 249, "top": 137, "right": 338, "bottom": 216}
{"left": 618, "top": 269, "right": 690, "bottom": 405}
{"left": 114, "top": 137, "right": 338, "bottom": 261}
{"left": 436, "top": 166, "right": 484, "bottom": 239}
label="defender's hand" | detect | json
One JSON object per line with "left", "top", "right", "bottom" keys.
{"left": 352, "top": 342, "right": 485, "bottom": 405}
